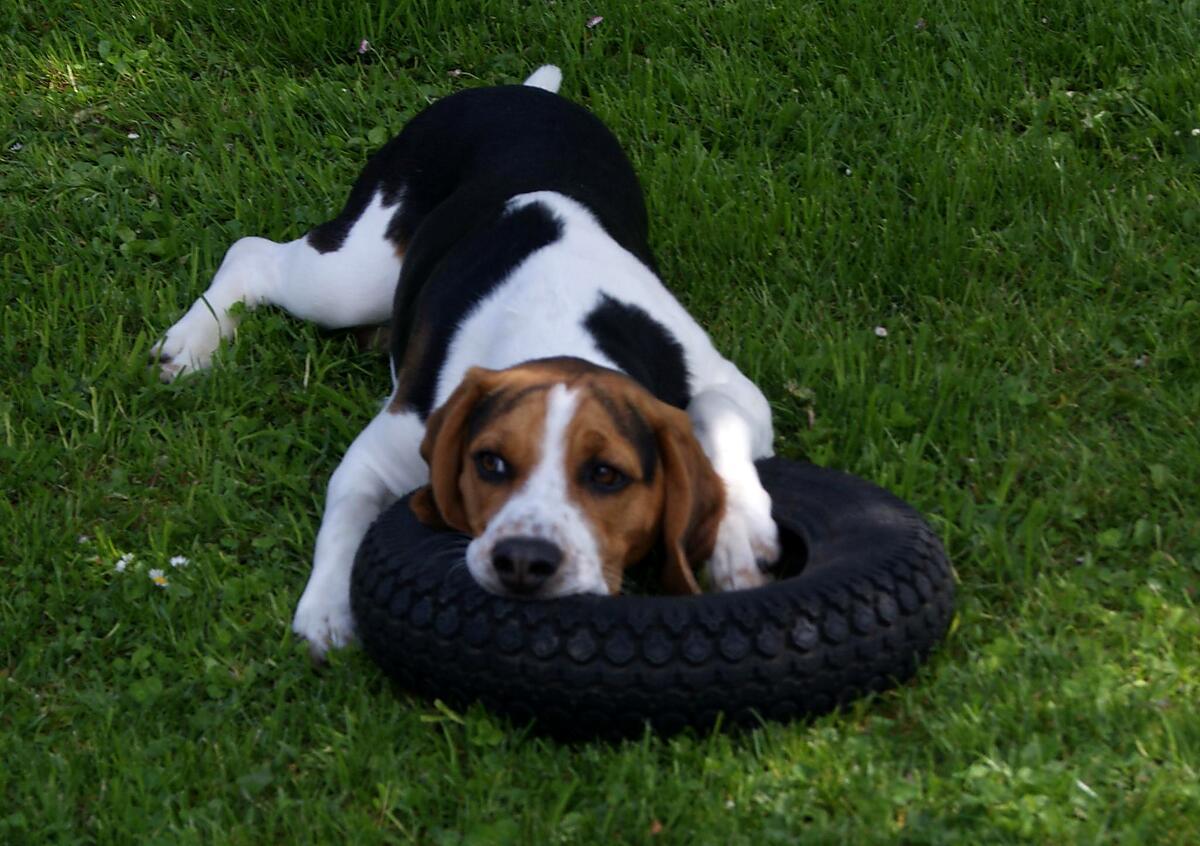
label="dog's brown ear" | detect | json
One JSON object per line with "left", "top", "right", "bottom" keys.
{"left": 410, "top": 367, "right": 496, "bottom": 532}
{"left": 652, "top": 404, "right": 725, "bottom": 595}
{"left": 408, "top": 486, "right": 448, "bottom": 529}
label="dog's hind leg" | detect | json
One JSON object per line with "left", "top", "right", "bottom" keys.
{"left": 153, "top": 64, "right": 565, "bottom": 382}
{"left": 152, "top": 188, "right": 404, "bottom": 381}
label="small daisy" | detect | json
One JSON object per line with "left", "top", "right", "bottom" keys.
{"left": 115, "top": 553, "right": 135, "bottom": 573}
{"left": 169, "top": 555, "right": 190, "bottom": 568}
{"left": 1192, "top": 128, "right": 1200, "bottom": 137}
{"left": 149, "top": 568, "right": 169, "bottom": 588}
{"left": 586, "top": 15, "right": 604, "bottom": 29}
{"left": 126, "top": 131, "right": 140, "bottom": 140}
{"left": 78, "top": 534, "right": 90, "bottom": 544}
{"left": 874, "top": 325, "right": 888, "bottom": 338}
{"left": 358, "top": 39, "right": 370, "bottom": 54}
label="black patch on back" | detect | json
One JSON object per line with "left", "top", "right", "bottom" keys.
{"left": 307, "top": 84, "right": 653, "bottom": 264}
{"left": 584, "top": 295, "right": 691, "bottom": 410}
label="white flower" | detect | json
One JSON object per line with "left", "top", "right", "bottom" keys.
{"left": 874, "top": 325, "right": 888, "bottom": 338}
{"left": 149, "top": 568, "right": 169, "bottom": 588}
{"left": 1192, "top": 128, "right": 1200, "bottom": 137}
{"left": 78, "top": 534, "right": 90, "bottom": 544}
{"left": 126, "top": 131, "right": 140, "bottom": 140}
{"left": 586, "top": 15, "right": 604, "bottom": 28}
{"left": 169, "top": 555, "right": 190, "bottom": 568}
{"left": 115, "top": 553, "right": 135, "bottom": 573}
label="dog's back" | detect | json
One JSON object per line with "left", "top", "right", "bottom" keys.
{"left": 310, "top": 81, "right": 654, "bottom": 269}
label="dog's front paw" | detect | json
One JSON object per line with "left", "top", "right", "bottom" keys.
{"left": 292, "top": 587, "right": 357, "bottom": 662}
{"left": 150, "top": 301, "right": 226, "bottom": 382}
{"left": 707, "top": 479, "right": 780, "bottom": 592}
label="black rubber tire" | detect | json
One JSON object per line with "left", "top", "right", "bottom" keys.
{"left": 351, "top": 458, "right": 955, "bottom": 739}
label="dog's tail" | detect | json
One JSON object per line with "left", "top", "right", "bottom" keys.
{"left": 523, "top": 64, "right": 562, "bottom": 94}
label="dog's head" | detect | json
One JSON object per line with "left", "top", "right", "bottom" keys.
{"left": 410, "top": 358, "right": 724, "bottom": 597}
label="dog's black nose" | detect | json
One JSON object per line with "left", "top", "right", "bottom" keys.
{"left": 492, "top": 537, "right": 562, "bottom": 595}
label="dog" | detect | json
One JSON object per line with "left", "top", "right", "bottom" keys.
{"left": 153, "top": 66, "right": 780, "bottom": 658}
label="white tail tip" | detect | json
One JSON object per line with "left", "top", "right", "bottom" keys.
{"left": 523, "top": 65, "right": 562, "bottom": 93}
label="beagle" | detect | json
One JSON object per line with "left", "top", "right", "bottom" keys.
{"left": 153, "top": 66, "right": 781, "bottom": 658}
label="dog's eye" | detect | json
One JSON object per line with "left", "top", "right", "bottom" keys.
{"left": 587, "top": 462, "right": 628, "bottom": 492}
{"left": 474, "top": 451, "right": 510, "bottom": 482}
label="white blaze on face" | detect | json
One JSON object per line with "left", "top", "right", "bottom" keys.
{"left": 465, "top": 384, "right": 609, "bottom": 596}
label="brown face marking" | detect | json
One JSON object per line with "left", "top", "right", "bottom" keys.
{"left": 457, "top": 386, "right": 551, "bottom": 535}
{"left": 467, "top": 384, "right": 550, "bottom": 441}
{"left": 589, "top": 385, "right": 659, "bottom": 483}
{"left": 562, "top": 384, "right": 666, "bottom": 592}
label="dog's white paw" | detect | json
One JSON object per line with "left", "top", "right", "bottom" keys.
{"left": 150, "top": 301, "right": 226, "bottom": 382}
{"left": 707, "top": 478, "right": 780, "bottom": 592}
{"left": 292, "top": 585, "right": 357, "bottom": 662}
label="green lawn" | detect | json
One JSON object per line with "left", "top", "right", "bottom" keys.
{"left": 3, "top": 0, "right": 1199, "bottom": 842}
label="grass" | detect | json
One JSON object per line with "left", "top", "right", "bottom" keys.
{"left": 2, "top": 0, "right": 1199, "bottom": 841}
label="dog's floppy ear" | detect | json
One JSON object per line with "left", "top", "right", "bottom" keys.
{"left": 410, "top": 367, "right": 495, "bottom": 532}
{"left": 652, "top": 404, "right": 725, "bottom": 595}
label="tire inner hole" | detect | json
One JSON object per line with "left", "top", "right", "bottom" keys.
{"left": 772, "top": 523, "right": 809, "bottom": 580}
